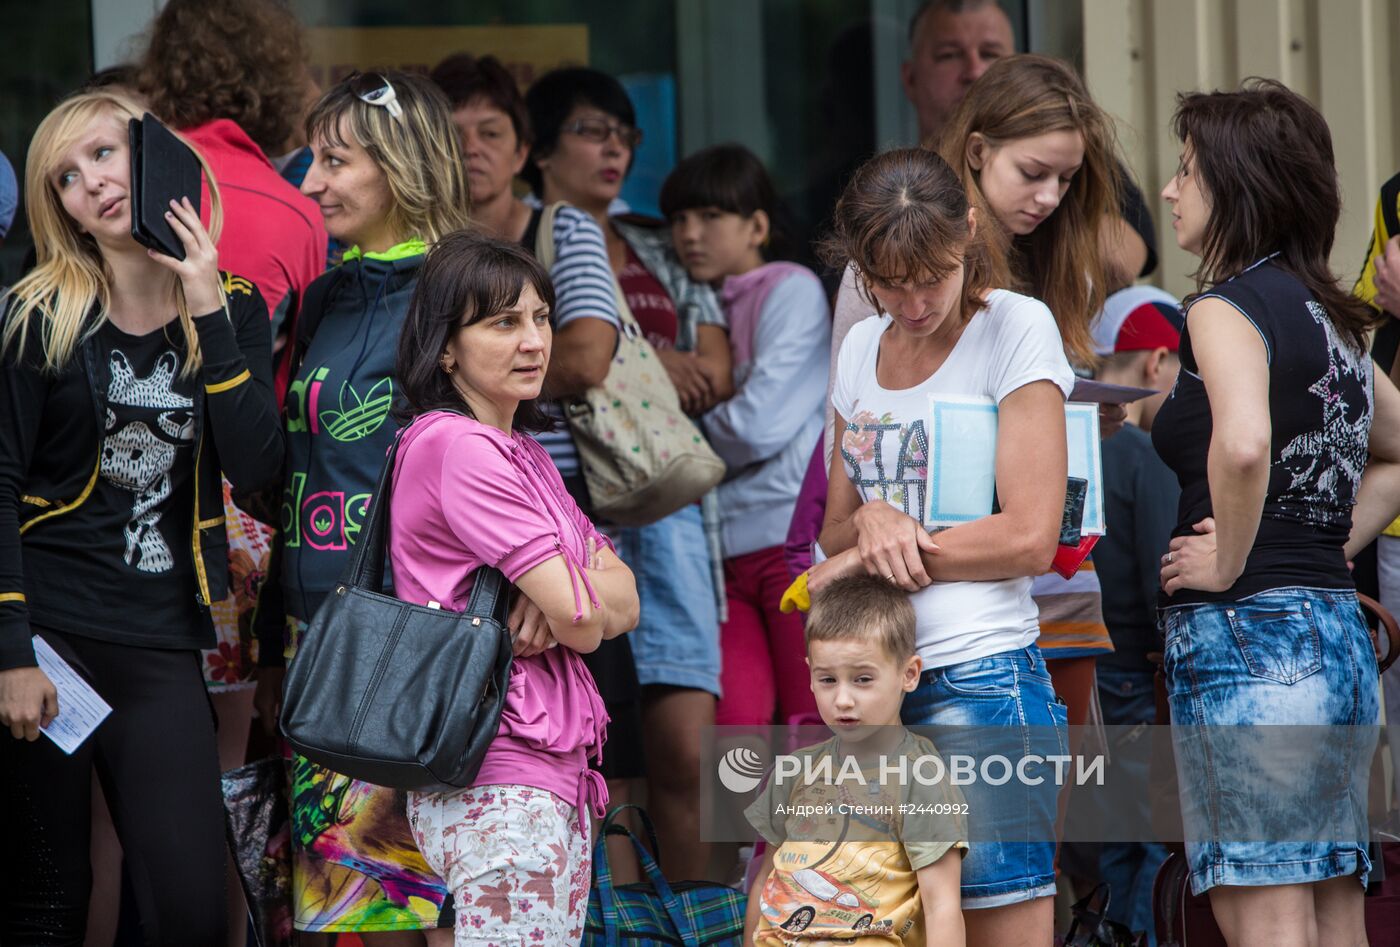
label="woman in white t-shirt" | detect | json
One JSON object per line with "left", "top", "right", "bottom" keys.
{"left": 809, "top": 147, "right": 1073, "bottom": 944}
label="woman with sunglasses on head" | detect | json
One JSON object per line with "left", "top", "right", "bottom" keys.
{"left": 1154, "top": 81, "right": 1400, "bottom": 947}
{"left": 0, "top": 89, "right": 283, "bottom": 943}
{"left": 523, "top": 66, "right": 732, "bottom": 882}
{"left": 250, "top": 70, "right": 470, "bottom": 943}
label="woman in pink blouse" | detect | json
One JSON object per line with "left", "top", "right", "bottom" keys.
{"left": 387, "top": 230, "right": 639, "bottom": 946}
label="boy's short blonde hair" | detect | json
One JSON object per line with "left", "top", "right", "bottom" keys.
{"left": 806, "top": 574, "right": 916, "bottom": 661}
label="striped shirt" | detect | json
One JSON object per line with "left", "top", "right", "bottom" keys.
{"left": 1031, "top": 563, "right": 1115, "bottom": 659}
{"left": 532, "top": 205, "right": 622, "bottom": 478}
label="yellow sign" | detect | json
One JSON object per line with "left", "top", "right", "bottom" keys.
{"left": 305, "top": 25, "right": 589, "bottom": 91}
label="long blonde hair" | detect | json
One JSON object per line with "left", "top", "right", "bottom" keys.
{"left": 304, "top": 71, "right": 471, "bottom": 246}
{"left": 1, "top": 90, "right": 224, "bottom": 376}
{"left": 938, "top": 55, "right": 1122, "bottom": 368}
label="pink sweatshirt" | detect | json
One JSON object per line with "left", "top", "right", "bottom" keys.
{"left": 387, "top": 412, "right": 610, "bottom": 829}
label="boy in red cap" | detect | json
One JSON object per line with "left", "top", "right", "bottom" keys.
{"left": 1081, "top": 285, "right": 1183, "bottom": 939}
{"left": 1091, "top": 285, "right": 1184, "bottom": 431}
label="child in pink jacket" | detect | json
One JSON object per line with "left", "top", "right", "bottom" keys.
{"left": 663, "top": 144, "right": 830, "bottom": 728}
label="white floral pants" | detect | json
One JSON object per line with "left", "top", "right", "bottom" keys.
{"left": 407, "top": 784, "right": 590, "bottom": 946}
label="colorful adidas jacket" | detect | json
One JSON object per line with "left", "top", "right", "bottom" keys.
{"left": 257, "top": 245, "right": 426, "bottom": 661}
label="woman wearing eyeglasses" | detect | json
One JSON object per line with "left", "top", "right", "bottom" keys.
{"left": 250, "top": 70, "right": 470, "bottom": 942}
{"left": 523, "top": 66, "right": 732, "bottom": 882}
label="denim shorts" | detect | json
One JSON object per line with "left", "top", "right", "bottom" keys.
{"left": 1162, "top": 587, "right": 1379, "bottom": 894}
{"left": 608, "top": 503, "right": 721, "bottom": 696}
{"left": 900, "top": 645, "right": 1067, "bottom": 910}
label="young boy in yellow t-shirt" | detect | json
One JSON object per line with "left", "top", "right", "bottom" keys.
{"left": 743, "top": 575, "right": 967, "bottom": 946}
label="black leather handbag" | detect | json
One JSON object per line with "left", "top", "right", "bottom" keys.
{"left": 280, "top": 427, "right": 514, "bottom": 792}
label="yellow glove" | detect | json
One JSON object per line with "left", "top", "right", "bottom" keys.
{"left": 779, "top": 570, "right": 811, "bottom": 614}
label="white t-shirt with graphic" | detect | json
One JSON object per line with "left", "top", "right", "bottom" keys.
{"left": 831, "top": 289, "right": 1075, "bottom": 669}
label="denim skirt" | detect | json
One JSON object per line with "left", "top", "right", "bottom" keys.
{"left": 1161, "top": 586, "right": 1380, "bottom": 894}
{"left": 900, "top": 645, "right": 1068, "bottom": 909}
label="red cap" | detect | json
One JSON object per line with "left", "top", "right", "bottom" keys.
{"left": 1113, "top": 302, "right": 1182, "bottom": 353}
{"left": 1091, "top": 286, "right": 1183, "bottom": 356}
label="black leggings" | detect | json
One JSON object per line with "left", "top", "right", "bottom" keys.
{"left": 0, "top": 629, "right": 227, "bottom": 946}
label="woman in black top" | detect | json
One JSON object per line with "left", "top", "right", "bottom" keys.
{"left": 0, "top": 89, "right": 283, "bottom": 942}
{"left": 1155, "top": 81, "right": 1400, "bottom": 945}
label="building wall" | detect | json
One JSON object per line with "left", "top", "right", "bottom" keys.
{"left": 1083, "top": 0, "right": 1400, "bottom": 297}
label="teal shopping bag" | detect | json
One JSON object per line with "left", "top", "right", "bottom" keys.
{"left": 584, "top": 804, "right": 744, "bottom": 946}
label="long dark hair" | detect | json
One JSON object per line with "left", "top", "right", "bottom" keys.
{"left": 819, "top": 148, "right": 993, "bottom": 325}
{"left": 1172, "top": 79, "right": 1378, "bottom": 350}
{"left": 396, "top": 231, "right": 555, "bottom": 431}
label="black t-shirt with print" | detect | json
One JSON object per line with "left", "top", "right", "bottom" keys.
{"left": 1152, "top": 257, "right": 1374, "bottom": 605}
{"left": 24, "top": 320, "right": 203, "bottom": 642}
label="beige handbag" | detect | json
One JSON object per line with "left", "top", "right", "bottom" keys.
{"left": 535, "top": 203, "right": 725, "bottom": 527}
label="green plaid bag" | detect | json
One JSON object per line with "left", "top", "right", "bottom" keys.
{"left": 584, "top": 804, "right": 745, "bottom": 946}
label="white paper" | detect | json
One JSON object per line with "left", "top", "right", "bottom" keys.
{"left": 925, "top": 395, "right": 999, "bottom": 527}
{"left": 32, "top": 636, "right": 111, "bottom": 754}
{"left": 1069, "top": 378, "right": 1158, "bottom": 404}
{"left": 921, "top": 396, "right": 1107, "bottom": 536}
{"left": 1065, "top": 403, "right": 1106, "bottom": 536}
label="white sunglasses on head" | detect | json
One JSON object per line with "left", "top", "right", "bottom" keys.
{"left": 349, "top": 72, "right": 404, "bottom": 121}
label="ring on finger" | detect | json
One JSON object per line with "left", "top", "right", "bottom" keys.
{"left": 1164, "top": 552, "right": 1175, "bottom": 565}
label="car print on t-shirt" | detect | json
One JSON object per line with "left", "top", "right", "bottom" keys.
{"left": 765, "top": 867, "right": 878, "bottom": 934}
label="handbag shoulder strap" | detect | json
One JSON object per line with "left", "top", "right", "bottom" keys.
{"left": 345, "top": 415, "right": 510, "bottom": 625}
{"left": 343, "top": 429, "right": 401, "bottom": 593}
{"left": 606, "top": 233, "right": 645, "bottom": 338}
{"left": 534, "top": 202, "right": 562, "bottom": 270}
{"left": 537, "top": 202, "right": 643, "bottom": 341}
{"left": 463, "top": 562, "right": 511, "bottom": 626}
{"left": 610, "top": 274, "right": 643, "bottom": 338}
{"left": 592, "top": 816, "right": 696, "bottom": 945}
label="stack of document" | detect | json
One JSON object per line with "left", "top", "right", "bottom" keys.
{"left": 924, "top": 390, "right": 1117, "bottom": 534}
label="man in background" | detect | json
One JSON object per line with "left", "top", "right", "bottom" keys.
{"left": 901, "top": 0, "right": 1014, "bottom": 144}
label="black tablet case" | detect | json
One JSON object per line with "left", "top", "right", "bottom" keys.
{"left": 128, "top": 113, "right": 201, "bottom": 260}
